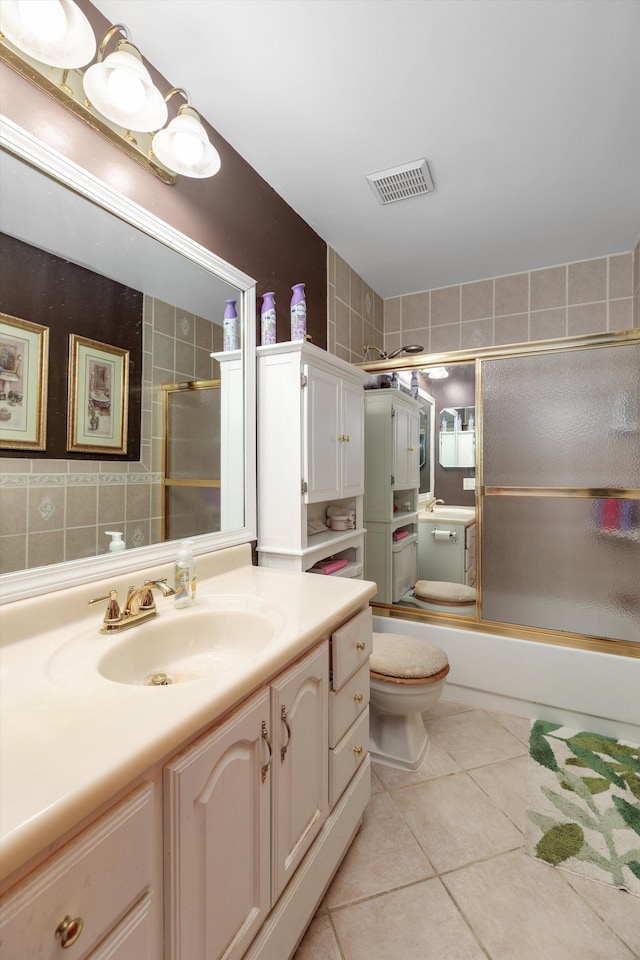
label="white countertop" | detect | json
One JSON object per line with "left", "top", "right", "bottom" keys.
{"left": 0, "top": 548, "right": 375, "bottom": 884}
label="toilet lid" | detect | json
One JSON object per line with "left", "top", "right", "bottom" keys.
{"left": 414, "top": 579, "right": 476, "bottom": 604}
{"left": 370, "top": 632, "right": 449, "bottom": 680}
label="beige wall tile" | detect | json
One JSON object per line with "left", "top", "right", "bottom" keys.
{"left": 175, "top": 311, "right": 195, "bottom": 344}
{"left": 568, "top": 301, "right": 607, "bottom": 336}
{"left": 195, "top": 315, "right": 213, "bottom": 351}
{"left": 65, "top": 484, "right": 98, "bottom": 528}
{"left": 461, "top": 317, "right": 493, "bottom": 350}
{"left": 530, "top": 307, "right": 567, "bottom": 342}
{"left": 98, "top": 483, "right": 125, "bottom": 525}
{"left": 335, "top": 298, "right": 350, "bottom": 346}
{"left": 530, "top": 265, "right": 566, "bottom": 310}
{"left": 568, "top": 257, "right": 607, "bottom": 304}
{"left": 609, "top": 298, "right": 633, "bottom": 331}
{"left": 0, "top": 534, "right": 25, "bottom": 574}
{"left": 363, "top": 284, "right": 375, "bottom": 324}
{"left": 153, "top": 331, "right": 175, "bottom": 372}
{"left": 126, "top": 481, "right": 151, "bottom": 522}
{"left": 0, "top": 458, "right": 29, "bottom": 472}
{"left": 384, "top": 296, "right": 401, "bottom": 333}
{"left": 31, "top": 460, "right": 66, "bottom": 474}
{"left": 335, "top": 253, "right": 350, "bottom": 303}
{"left": 175, "top": 339, "right": 195, "bottom": 378}
{"left": 609, "top": 252, "right": 633, "bottom": 299}
{"left": 634, "top": 240, "right": 639, "bottom": 294}
{"left": 383, "top": 331, "right": 402, "bottom": 357}
{"left": 28, "top": 529, "right": 64, "bottom": 567}
{"left": 125, "top": 519, "right": 150, "bottom": 548}
{"left": 373, "top": 292, "right": 384, "bottom": 332}
{"left": 350, "top": 269, "right": 363, "bottom": 316}
{"left": 349, "top": 310, "right": 364, "bottom": 360}
{"left": 28, "top": 486, "right": 64, "bottom": 533}
{"left": 494, "top": 313, "right": 529, "bottom": 345}
{"left": 0, "top": 487, "right": 27, "bottom": 536}
{"left": 431, "top": 285, "right": 460, "bottom": 325}
{"left": 461, "top": 279, "right": 493, "bottom": 322}
{"left": 429, "top": 323, "right": 460, "bottom": 353}
{"left": 65, "top": 524, "right": 98, "bottom": 561}
{"left": 152, "top": 300, "right": 175, "bottom": 336}
{"left": 402, "top": 291, "right": 429, "bottom": 331}
{"left": 495, "top": 272, "right": 529, "bottom": 317}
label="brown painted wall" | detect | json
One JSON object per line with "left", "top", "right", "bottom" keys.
{"left": 0, "top": 0, "right": 327, "bottom": 348}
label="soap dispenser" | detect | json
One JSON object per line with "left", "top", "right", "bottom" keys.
{"left": 105, "top": 530, "right": 125, "bottom": 552}
{"left": 174, "top": 540, "right": 196, "bottom": 608}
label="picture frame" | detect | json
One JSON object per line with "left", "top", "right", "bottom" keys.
{"left": 0, "top": 312, "right": 49, "bottom": 451}
{"left": 67, "top": 335, "right": 129, "bottom": 454}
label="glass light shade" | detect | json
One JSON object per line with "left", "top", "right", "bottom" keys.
{"left": 0, "top": 0, "right": 96, "bottom": 67}
{"left": 428, "top": 367, "right": 449, "bottom": 379}
{"left": 83, "top": 48, "right": 168, "bottom": 132}
{"left": 152, "top": 111, "right": 221, "bottom": 178}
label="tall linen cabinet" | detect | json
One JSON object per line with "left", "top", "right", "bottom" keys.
{"left": 257, "top": 341, "right": 368, "bottom": 578}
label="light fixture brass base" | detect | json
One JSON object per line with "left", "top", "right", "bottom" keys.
{"left": 0, "top": 34, "right": 177, "bottom": 184}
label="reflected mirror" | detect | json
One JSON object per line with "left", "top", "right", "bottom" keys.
{"left": 0, "top": 122, "right": 256, "bottom": 602}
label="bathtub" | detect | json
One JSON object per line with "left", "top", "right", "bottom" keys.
{"left": 373, "top": 615, "right": 640, "bottom": 742}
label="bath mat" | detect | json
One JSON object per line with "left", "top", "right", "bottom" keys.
{"left": 525, "top": 720, "right": 640, "bottom": 896}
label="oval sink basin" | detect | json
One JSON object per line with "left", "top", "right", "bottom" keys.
{"left": 422, "top": 505, "right": 476, "bottom": 522}
{"left": 47, "top": 596, "right": 283, "bottom": 688}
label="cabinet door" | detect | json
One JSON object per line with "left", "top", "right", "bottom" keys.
{"left": 393, "top": 405, "right": 419, "bottom": 486}
{"left": 341, "top": 378, "right": 365, "bottom": 497}
{"left": 304, "top": 364, "right": 342, "bottom": 501}
{"left": 270, "top": 643, "right": 329, "bottom": 900}
{"left": 164, "top": 688, "right": 271, "bottom": 960}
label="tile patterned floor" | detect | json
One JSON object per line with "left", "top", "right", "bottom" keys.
{"left": 293, "top": 701, "right": 640, "bottom": 960}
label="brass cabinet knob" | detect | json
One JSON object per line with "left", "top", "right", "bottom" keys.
{"left": 356, "top": 641, "right": 366, "bottom": 651}
{"left": 353, "top": 693, "right": 363, "bottom": 703}
{"left": 55, "top": 915, "right": 83, "bottom": 949}
{"left": 338, "top": 434, "right": 351, "bottom": 442}
{"left": 353, "top": 746, "right": 363, "bottom": 757}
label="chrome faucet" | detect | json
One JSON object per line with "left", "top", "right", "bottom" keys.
{"left": 89, "top": 578, "right": 175, "bottom": 633}
{"left": 424, "top": 497, "right": 445, "bottom": 512}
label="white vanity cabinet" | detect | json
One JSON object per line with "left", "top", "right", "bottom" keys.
{"left": 164, "top": 642, "right": 328, "bottom": 960}
{"left": 257, "top": 341, "right": 368, "bottom": 578}
{"left": 418, "top": 516, "right": 477, "bottom": 586}
{"left": 363, "top": 390, "right": 422, "bottom": 602}
{"left": 0, "top": 782, "right": 161, "bottom": 960}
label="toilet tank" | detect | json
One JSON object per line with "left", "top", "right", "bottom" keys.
{"left": 392, "top": 535, "right": 418, "bottom": 603}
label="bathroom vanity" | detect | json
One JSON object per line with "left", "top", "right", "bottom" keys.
{"left": 0, "top": 545, "right": 375, "bottom": 960}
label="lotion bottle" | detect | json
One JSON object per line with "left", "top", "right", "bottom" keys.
{"left": 174, "top": 539, "right": 196, "bottom": 608}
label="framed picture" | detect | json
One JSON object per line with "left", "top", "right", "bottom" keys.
{"left": 0, "top": 313, "right": 49, "bottom": 451}
{"left": 67, "top": 335, "right": 129, "bottom": 454}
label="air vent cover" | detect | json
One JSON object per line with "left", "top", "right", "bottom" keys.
{"left": 366, "top": 159, "right": 435, "bottom": 205}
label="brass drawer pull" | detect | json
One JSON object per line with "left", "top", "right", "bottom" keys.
{"left": 55, "top": 915, "right": 83, "bottom": 949}
{"left": 261, "top": 721, "right": 272, "bottom": 782}
{"left": 353, "top": 693, "right": 363, "bottom": 703}
{"left": 353, "top": 745, "right": 363, "bottom": 757}
{"left": 356, "top": 641, "right": 366, "bottom": 651}
{"left": 280, "top": 705, "right": 292, "bottom": 762}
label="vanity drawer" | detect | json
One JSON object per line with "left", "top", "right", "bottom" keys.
{"left": 331, "top": 607, "right": 372, "bottom": 690}
{"left": 329, "top": 661, "right": 370, "bottom": 748}
{"left": 0, "top": 783, "right": 155, "bottom": 960}
{"left": 329, "top": 707, "right": 369, "bottom": 807}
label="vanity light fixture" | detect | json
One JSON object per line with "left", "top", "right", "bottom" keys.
{"left": 152, "top": 88, "right": 221, "bottom": 179}
{"left": 83, "top": 24, "right": 167, "bottom": 132}
{"left": 427, "top": 366, "right": 449, "bottom": 379}
{"left": 0, "top": 0, "right": 95, "bottom": 67}
{"left": 0, "top": 6, "right": 221, "bottom": 183}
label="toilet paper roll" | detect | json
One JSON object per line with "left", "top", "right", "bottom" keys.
{"left": 432, "top": 528, "right": 456, "bottom": 542}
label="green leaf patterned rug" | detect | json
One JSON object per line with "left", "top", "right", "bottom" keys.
{"left": 525, "top": 720, "right": 640, "bottom": 896}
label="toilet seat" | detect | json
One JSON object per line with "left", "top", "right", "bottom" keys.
{"left": 414, "top": 579, "right": 476, "bottom": 605}
{"left": 370, "top": 632, "right": 450, "bottom": 684}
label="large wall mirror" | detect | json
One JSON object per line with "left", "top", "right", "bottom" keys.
{"left": 360, "top": 329, "right": 640, "bottom": 654}
{"left": 0, "top": 119, "right": 257, "bottom": 603}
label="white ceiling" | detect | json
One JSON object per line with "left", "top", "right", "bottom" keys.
{"left": 92, "top": 0, "right": 640, "bottom": 299}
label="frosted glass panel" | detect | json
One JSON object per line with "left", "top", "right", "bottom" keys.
{"left": 166, "top": 487, "right": 221, "bottom": 541}
{"left": 482, "top": 497, "right": 640, "bottom": 642}
{"left": 167, "top": 387, "right": 221, "bottom": 481}
{"left": 483, "top": 344, "right": 640, "bottom": 488}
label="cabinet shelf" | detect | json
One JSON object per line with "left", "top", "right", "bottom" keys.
{"left": 309, "top": 561, "right": 364, "bottom": 579}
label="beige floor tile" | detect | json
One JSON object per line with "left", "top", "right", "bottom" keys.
{"left": 370, "top": 766, "right": 385, "bottom": 795}
{"left": 292, "top": 914, "right": 342, "bottom": 960}
{"left": 426, "top": 708, "right": 527, "bottom": 769}
{"left": 331, "top": 877, "right": 486, "bottom": 960}
{"left": 490, "top": 709, "right": 531, "bottom": 744}
{"left": 563, "top": 873, "right": 640, "bottom": 957}
{"left": 391, "top": 772, "right": 523, "bottom": 873}
{"left": 422, "top": 698, "right": 474, "bottom": 720}
{"left": 372, "top": 738, "right": 460, "bottom": 792}
{"left": 468, "top": 755, "right": 529, "bottom": 832}
{"left": 443, "top": 848, "right": 636, "bottom": 960}
{"left": 324, "top": 792, "right": 434, "bottom": 908}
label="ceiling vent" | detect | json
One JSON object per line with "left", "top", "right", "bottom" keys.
{"left": 366, "top": 159, "right": 435, "bottom": 205}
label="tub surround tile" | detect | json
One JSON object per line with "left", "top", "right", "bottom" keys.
{"left": 429, "top": 322, "right": 461, "bottom": 354}
{"left": 494, "top": 312, "right": 529, "bottom": 345}
{"left": 567, "top": 301, "right": 607, "bottom": 336}
{"left": 530, "top": 306, "right": 567, "bottom": 341}
{"left": 608, "top": 298, "right": 633, "bottom": 331}
{"left": 461, "top": 316, "right": 493, "bottom": 349}
{"left": 431, "top": 285, "right": 461, "bottom": 325}
{"left": 609, "top": 253, "right": 634, "bottom": 300}
{"left": 531, "top": 265, "right": 567, "bottom": 311}
{"left": 495, "top": 272, "right": 529, "bottom": 316}
{"left": 568, "top": 257, "right": 607, "bottom": 305}
{"left": 461, "top": 279, "right": 494, "bottom": 322}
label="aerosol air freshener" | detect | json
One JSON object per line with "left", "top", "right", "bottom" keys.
{"left": 223, "top": 299, "right": 239, "bottom": 351}
{"left": 261, "top": 292, "right": 276, "bottom": 345}
{"left": 290, "top": 283, "right": 306, "bottom": 341}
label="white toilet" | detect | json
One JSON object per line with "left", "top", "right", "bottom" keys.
{"left": 369, "top": 632, "right": 450, "bottom": 770}
{"left": 400, "top": 579, "right": 477, "bottom": 616}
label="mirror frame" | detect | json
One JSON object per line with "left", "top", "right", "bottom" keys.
{"left": 0, "top": 116, "right": 257, "bottom": 603}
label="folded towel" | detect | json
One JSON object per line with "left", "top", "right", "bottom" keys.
{"left": 393, "top": 529, "right": 410, "bottom": 541}
{"left": 312, "top": 558, "right": 349, "bottom": 575}
{"left": 326, "top": 506, "right": 356, "bottom": 520}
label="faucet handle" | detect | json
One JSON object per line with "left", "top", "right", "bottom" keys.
{"left": 89, "top": 589, "right": 121, "bottom": 625}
